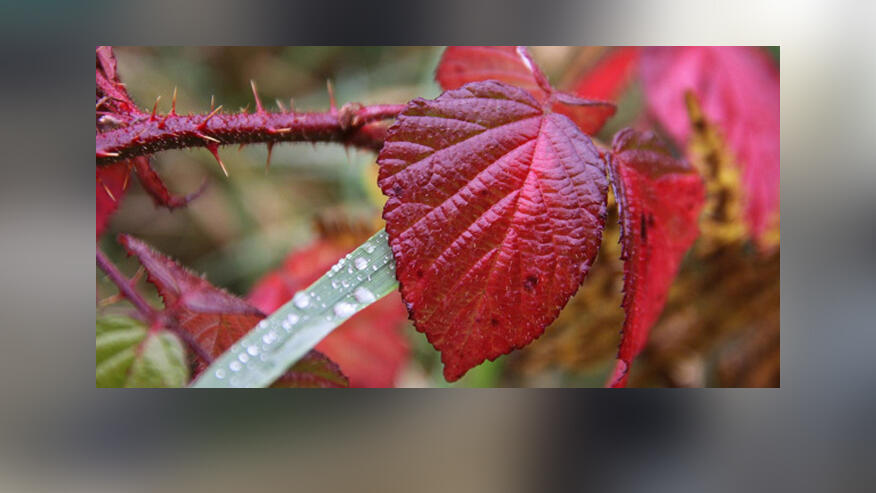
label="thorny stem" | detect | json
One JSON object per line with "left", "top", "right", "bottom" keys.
{"left": 96, "top": 248, "right": 213, "bottom": 364}
{"left": 96, "top": 103, "right": 406, "bottom": 166}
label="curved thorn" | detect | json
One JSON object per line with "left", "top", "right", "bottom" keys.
{"left": 250, "top": 80, "right": 265, "bottom": 115}
{"left": 150, "top": 95, "right": 161, "bottom": 121}
{"left": 206, "top": 143, "right": 228, "bottom": 177}
{"left": 265, "top": 143, "right": 273, "bottom": 173}
{"left": 197, "top": 104, "right": 223, "bottom": 131}
{"left": 170, "top": 87, "right": 178, "bottom": 115}
{"left": 326, "top": 79, "right": 337, "bottom": 113}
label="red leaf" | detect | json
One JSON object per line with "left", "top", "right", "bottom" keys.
{"left": 96, "top": 161, "right": 130, "bottom": 238}
{"left": 436, "top": 46, "right": 548, "bottom": 98}
{"left": 568, "top": 47, "right": 640, "bottom": 102}
{"left": 378, "top": 80, "right": 608, "bottom": 381}
{"left": 272, "top": 350, "right": 350, "bottom": 388}
{"left": 436, "top": 46, "right": 616, "bottom": 134}
{"left": 96, "top": 46, "right": 141, "bottom": 125}
{"left": 639, "top": 47, "right": 779, "bottom": 240}
{"left": 118, "top": 234, "right": 349, "bottom": 386}
{"left": 131, "top": 156, "right": 208, "bottom": 209}
{"left": 248, "top": 240, "right": 410, "bottom": 388}
{"left": 119, "top": 234, "right": 265, "bottom": 363}
{"left": 606, "top": 129, "right": 705, "bottom": 387}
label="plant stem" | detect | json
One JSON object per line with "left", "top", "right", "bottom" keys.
{"left": 96, "top": 248, "right": 213, "bottom": 364}
{"left": 96, "top": 248, "right": 156, "bottom": 319}
{"left": 96, "top": 103, "right": 405, "bottom": 166}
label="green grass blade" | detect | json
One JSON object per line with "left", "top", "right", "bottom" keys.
{"left": 192, "top": 229, "right": 398, "bottom": 388}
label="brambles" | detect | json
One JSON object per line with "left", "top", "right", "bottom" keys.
{"left": 96, "top": 46, "right": 779, "bottom": 388}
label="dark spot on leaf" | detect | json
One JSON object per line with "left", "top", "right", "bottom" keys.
{"left": 640, "top": 214, "right": 648, "bottom": 242}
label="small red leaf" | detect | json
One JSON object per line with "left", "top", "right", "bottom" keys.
{"left": 96, "top": 46, "right": 141, "bottom": 125}
{"left": 436, "top": 46, "right": 616, "bottom": 135}
{"left": 568, "top": 47, "right": 639, "bottom": 102}
{"left": 378, "top": 80, "right": 608, "bottom": 381}
{"left": 132, "top": 156, "right": 208, "bottom": 209}
{"left": 272, "top": 350, "right": 350, "bottom": 388}
{"left": 96, "top": 161, "right": 130, "bottom": 238}
{"left": 639, "top": 47, "right": 779, "bottom": 240}
{"left": 436, "top": 46, "right": 548, "bottom": 99}
{"left": 248, "top": 240, "right": 410, "bottom": 388}
{"left": 606, "top": 129, "right": 705, "bottom": 387}
{"left": 119, "top": 234, "right": 264, "bottom": 363}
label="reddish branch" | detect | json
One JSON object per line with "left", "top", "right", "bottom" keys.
{"left": 96, "top": 248, "right": 213, "bottom": 364}
{"left": 96, "top": 103, "right": 406, "bottom": 166}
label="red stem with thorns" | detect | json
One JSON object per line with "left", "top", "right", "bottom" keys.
{"left": 96, "top": 103, "right": 406, "bottom": 166}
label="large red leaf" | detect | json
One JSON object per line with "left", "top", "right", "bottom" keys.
{"left": 248, "top": 240, "right": 410, "bottom": 388}
{"left": 639, "top": 47, "right": 779, "bottom": 240}
{"left": 606, "top": 129, "right": 705, "bottom": 387}
{"left": 436, "top": 46, "right": 616, "bottom": 135}
{"left": 378, "top": 80, "right": 608, "bottom": 381}
{"left": 117, "top": 234, "right": 349, "bottom": 386}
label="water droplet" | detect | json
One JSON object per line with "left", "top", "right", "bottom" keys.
{"left": 262, "top": 330, "right": 278, "bottom": 345}
{"left": 331, "top": 280, "right": 340, "bottom": 289}
{"left": 333, "top": 301, "right": 356, "bottom": 317}
{"left": 215, "top": 369, "right": 226, "bottom": 379}
{"left": 238, "top": 353, "right": 249, "bottom": 363}
{"left": 230, "top": 361, "right": 243, "bottom": 372}
{"left": 354, "top": 257, "right": 368, "bottom": 270}
{"left": 293, "top": 292, "right": 310, "bottom": 309}
{"left": 353, "top": 286, "right": 376, "bottom": 303}
{"left": 365, "top": 244, "right": 376, "bottom": 254}
{"left": 247, "top": 345, "right": 259, "bottom": 356}
{"left": 341, "top": 279, "right": 350, "bottom": 288}
{"left": 257, "top": 320, "right": 269, "bottom": 330}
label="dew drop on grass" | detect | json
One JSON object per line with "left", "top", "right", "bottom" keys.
{"left": 365, "top": 243, "right": 376, "bottom": 254}
{"left": 230, "top": 361, "right": 243, "bottom": 372}
{"left": 247, "top": 345, "right": 259, "bottom": 356}
{"left": 262, "top": 330, "right": 278, "bottom": 345}
{"left": 238, "top": 353, "right": 249, "bottom": 364}
{"left": 215, "top": 369, "right": 226, "bottom": 379}
{"left": 354, "top": 257, "right": 368, "bottom": 270}
{"left": 353, "top": 286, "right": 376, "bottom": 303}
{"left": 293, "top": 292, "right": 310, "bottom": 309}
{"left": 333, "top": 301, "right": 356, "bottom": 317}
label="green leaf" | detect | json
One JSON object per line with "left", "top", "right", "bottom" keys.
{"left": 96, "top": 315, "right": 190, "bottom": 388}
{"left": 97, "top": 315, "right": 146, "bottom": 387}
{"left": 192, "top": 229, "right": 398, "bottom": 388}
